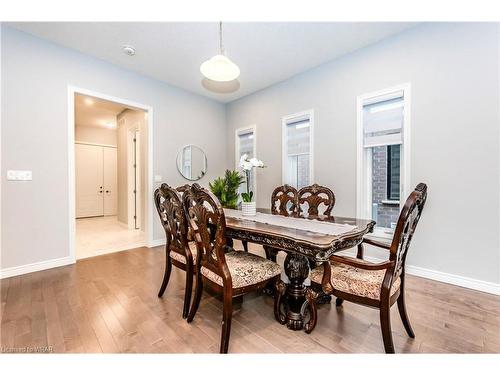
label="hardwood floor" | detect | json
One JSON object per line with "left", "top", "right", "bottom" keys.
{"left": 1, "top": 243, "right": 499, "bottom": 353}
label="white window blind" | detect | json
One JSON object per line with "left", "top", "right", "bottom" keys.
{"left": 285, "top": 117, "right": 311, "bottom": 189}
{"left": 363, "top": 90, "right": 404, "bottom": 148}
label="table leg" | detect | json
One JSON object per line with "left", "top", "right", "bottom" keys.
{"left": 274, "top": 253, "right": 319, "bottom": 332}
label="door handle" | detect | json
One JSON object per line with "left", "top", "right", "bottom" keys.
{"left": 99, "top": 186, "right": 103, "bottom": 193}
{"left": 105, "top": 190, "right": 110, "bottom": 193}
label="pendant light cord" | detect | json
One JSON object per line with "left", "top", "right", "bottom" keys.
{"left": 219, "top": 21, "right": 224, "bottom": 55}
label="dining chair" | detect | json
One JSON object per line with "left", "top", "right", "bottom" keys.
{"left": 183, "top": 183, "right": 282, "bottom": 353}
{"left": 264, "top": 184, "right": 335, "bottom": 263}
{"left": 297, "top": 183, "right": 335, "bottom": 219}
{"left": 154, "top": 183, "right": 196, "bottom": 319}
{"left": 271, "top": 184, "right": 298, "bottom": 216}
{"left": 309, "top": 183, "right": 428, "bottom": 353}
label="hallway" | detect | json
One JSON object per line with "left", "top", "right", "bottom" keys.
{"left": 76, "top": 216, "right": 146, "bottom": 259}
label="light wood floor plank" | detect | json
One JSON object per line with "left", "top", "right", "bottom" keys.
{"left": 1, "top": 245, "right": 499, "bottom": 353}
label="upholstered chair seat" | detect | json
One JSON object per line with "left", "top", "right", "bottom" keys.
{"left": 310, "top": 261, "right": 401, "bottom": 300}
{"left": 201, "top": 251, "right": 281, "bottom": 289}
{"left": 169, "top": 242, "right": 199, "bottom": 265}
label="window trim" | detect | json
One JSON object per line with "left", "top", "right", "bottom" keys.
{"left": 281, "top": 109, "right": 314, "bottom": 187}
{"left": 235, "top": 124, "right": 257, "bottom": 200}
{"left": 356, "top": 84, "right": 411, "bottom": 239}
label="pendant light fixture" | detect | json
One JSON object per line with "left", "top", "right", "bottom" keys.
{"left": 200, "top": 22, "right": 240, "bottom": 82}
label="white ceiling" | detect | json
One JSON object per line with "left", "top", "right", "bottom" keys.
{"left": 75, "top": 94, "right": 129, "bottom": 129}
{"left": 10, "top": 22, "right": 418, "bottom": 103}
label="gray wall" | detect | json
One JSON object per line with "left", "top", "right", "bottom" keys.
{"left": 226, "top": 23, "right": 500, "bottom": 284}
{"left": 1, "top": 26, "right": 227, "bottom": 270}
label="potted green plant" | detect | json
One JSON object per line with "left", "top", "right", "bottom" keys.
{"left": 209, "top": 169, "right": 245, "bottom": 209}
{"left": 239, "top": 154, "right": 265, "bottom": 216}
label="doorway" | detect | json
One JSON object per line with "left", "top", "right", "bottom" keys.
{"left": 70, "top": 89, "right": 152, "bottom": 260}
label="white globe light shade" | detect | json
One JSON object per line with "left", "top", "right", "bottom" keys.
{"left": 200, "top": 54, "right": 240, "bottom": 82}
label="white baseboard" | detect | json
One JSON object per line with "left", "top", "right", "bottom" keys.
{"left": 0, "top": 256, "right": 74, "bottom": 279}
{"left": 405, "top": 263, "right": 500, "bottom": 296}
{"left": 1, "top": 240, "right": 163, "bottom": 279}
{"left": 354, "top": 252, "right": 500, "bottom": 296}
{"left": 148, "top": 238, "right": 166, "bottom": 248}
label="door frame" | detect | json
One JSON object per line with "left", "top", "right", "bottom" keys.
{"left": 68, "top": 85, "right": 154, "bottom": 263}
{"left": 127, "top": 126, "right": 141, "bottom": 230}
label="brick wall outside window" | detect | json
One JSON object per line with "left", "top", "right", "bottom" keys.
{"left": 371, "top": 146, "right": 400, "bottom": 229}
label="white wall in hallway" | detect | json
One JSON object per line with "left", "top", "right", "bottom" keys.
{"left": 75, "top": 125, "right": 117, "bottom": 146}
{"left": 226, "top": 23, "right": 500, "bottom": 286}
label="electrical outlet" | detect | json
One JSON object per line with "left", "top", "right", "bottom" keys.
{"left": 154, "top": 175, "right": 163, "bottom": 183}
{"left": 7, "top": 170, "right": 32, "bottom": 181}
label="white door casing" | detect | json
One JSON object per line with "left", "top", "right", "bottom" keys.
{"left": 103, "top": 147, "right": 118, "bottom": 216}
{"left": 75, "top": 143, "right": 104, "bottom": 218}
{"left": 127, "top": 126, "right": 141, "bottom": 229}
{"left": 134, "top": 129, "right": 142, "bottom": 230}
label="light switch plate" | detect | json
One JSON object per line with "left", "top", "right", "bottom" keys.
{"left": 154, "top": 175, "right": 163, "bottom": 183}
{"left": 7, "top": 170, "right": 32, "bottom": 181}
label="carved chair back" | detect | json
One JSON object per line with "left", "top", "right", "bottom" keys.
{"left": 176, "top": 184, "right": 191, "bottom": 194}
{"left": 387, "top": 183, "right": 428, "bottom": 282}
{"left": 154, "top": 183, "right": 190, "bottom": 259}
{"left": 175, "top": 184, "right": 193, "bottom": 240}
{"left": 183, "top": 183, "right": 232, "bottom": 287}
{"left": 271, "top": 184, "right": 298, "bottom": 216}
{"left": 297, "top": 184, "right": 335, "bottom": 219}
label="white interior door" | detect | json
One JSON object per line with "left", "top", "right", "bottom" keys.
{"left": 103, "top": 147, "right": 118, "bottom": 216}
{"left": 76, "top": 143, "right": 104, "bottom": 218}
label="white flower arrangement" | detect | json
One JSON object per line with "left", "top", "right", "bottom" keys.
{"left": 239, "top": 154, "right": 265, "bottom": 202}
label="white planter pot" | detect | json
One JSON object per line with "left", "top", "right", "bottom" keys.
{"left": 242, "top": 201, "right": 257, "bottom": 216}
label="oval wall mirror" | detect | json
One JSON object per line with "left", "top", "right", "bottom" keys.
{"left": 176, "top": 145, "right": 207, "bottom": 181}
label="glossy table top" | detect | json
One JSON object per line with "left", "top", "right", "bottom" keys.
{"left": 225, "top": 208, "right": 375, "bottom": 253}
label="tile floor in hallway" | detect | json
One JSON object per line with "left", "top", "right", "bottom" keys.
{"left": 76, "top": 216, "right": 146, "bottom": 259}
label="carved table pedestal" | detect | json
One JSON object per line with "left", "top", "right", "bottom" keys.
{"left": 274, "top": 253, "right": 318, "bottom": 333}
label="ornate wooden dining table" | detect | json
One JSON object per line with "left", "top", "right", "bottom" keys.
{"left": 224, "top": 208, "right": 375, "bottom": 333}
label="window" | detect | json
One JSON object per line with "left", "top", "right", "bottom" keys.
{"left": 357, "top": 85, "right": 410, "bottom": 236}
{"left": 235, "top": 126, "right": 256, "bottom": 197}
{"left": 282, "top": 110, "right": 314, "bottom": 189}
{"left": 387, "top": 145, "right": 401, "bottom": 201}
